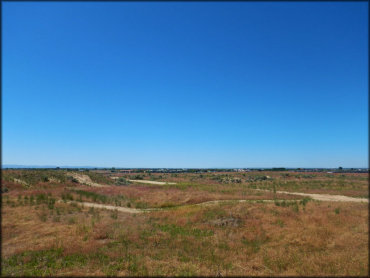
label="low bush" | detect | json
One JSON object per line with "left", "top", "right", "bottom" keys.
{"left": 115, "top": 177, "right": 131, "bottom": 186}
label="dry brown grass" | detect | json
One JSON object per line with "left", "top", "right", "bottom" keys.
{"left": 2, "top": 196, "right": 368, "bottom": 276}
{"left": 1, "top": 170, "right": 368, "bottom": 276}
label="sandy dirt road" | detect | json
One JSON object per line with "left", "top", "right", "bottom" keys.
{"left": 128, "top": 180, "right": 177, "bottom": 185}
{"left": 60, "top": 199, "right": 295, "bottom": 214}
{"left": 256, "top": 189, "right": 368, "bottom": 203}
{"left": 64, "top": 201, "right": 146, "bottom": 213}
{"left": 60, "top": 191, "right": 368, "bottom": 214}
{"left": 61, "top": 177, "right": 368, "bottom": 214}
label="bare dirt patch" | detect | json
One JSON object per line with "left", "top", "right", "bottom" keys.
{"left": 67, "top": 172, "right": 108, "bottom": 188}
{"left": 256, "top": 189, "right": 369, "bottom": 203}
{"left": 129, "top": 180, "right": 177, "bottom": 185}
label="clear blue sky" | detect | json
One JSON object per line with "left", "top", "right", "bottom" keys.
{"left": 2, "top": 2, "right": 368, "bottom": 168}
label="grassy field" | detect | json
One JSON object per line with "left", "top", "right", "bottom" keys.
{"left": 1, "top": 169, "right": 368, "bottom": 276}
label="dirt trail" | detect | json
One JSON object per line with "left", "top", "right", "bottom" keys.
{"left": 60, "top": 178, "right": 368, "bottom": 214}
{"left": 64, "top": 201, "right": 146, "bottom": 213}
{"left": 61, "top": 199, "right": 290, "bottom": 214}
{"left": 58, "top": 200, "right": 161, "bottom": 213}
{"left": 67, "top": 172, "right": 108, "bottom": 188}
{"left": 257, "top": 189, "right": 369, "bottom": 203}
{"left": 128, "top": 180, "right": 177, "bottom": 185}
{"left": 61, "top": 190, "right": 368, "bottom": 214}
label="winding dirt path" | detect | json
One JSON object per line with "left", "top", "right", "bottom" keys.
{"left": 60, "top": 178, "right": 368, "bottom": 214}
{"left": 60, "top": 199, "right": 292, "bottom": 214}
{"left": 60, "top": 189, "right": 368, "bottom": 214}
{"left": 66, "top": 201, "right": 147, "bottom": 214}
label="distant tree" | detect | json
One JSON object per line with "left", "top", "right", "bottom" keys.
{"left": 338, "top": 166, "right": 343, "bottom": 171}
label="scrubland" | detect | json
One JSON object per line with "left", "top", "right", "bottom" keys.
{"left": 1, "top": 170, "right": 368, "bottom": 276}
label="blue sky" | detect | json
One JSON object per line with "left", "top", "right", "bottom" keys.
{"left": 2, "top": 2, "right": 368, "bottom": 168}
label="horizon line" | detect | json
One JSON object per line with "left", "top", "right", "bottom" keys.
{"left": 2, "top": 164, "right": 368, "bottom": 169}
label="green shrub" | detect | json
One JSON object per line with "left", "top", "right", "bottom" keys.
{"left": 134, "top": 201, "right": 148, "bottom": 209}
{"left": 68, "top": 217, "right": 76, "bottom": 225}
{"left": 292, "top": 202, "right": 299, "bottom": 213}
{"left": 110, "top": 210, "right": 118, "bottom": 219}
{"left": 36, "top": 193, "right": 47, "bottom": 204}
{"left": 299, "top": 197, "right": 311, "bottom": 206}
{"left": 115, "top": 177, "right": 131, "bottom": 186}
{"left": 133, "top": 175, "right": 144, "bottom": 180}
{"left": 38, "top": 212, "right": 47, "bottom": 222}
{"left": 48, "top": 198, "right": 56, "bottom": 210}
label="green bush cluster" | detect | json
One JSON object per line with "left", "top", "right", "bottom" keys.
{"left": 246, "top": 175, "right": 272, "bottom": 182}
{"left": 115, "top": 177, "right": 131, "bottom": 186}
{"left": 274, "top": 200, "right": 301, "bottom": 212}
{"left": 69, "top": 189, "right": 142, "bottom": 208}
{"left": 61, "top": 193, "right": 74, "bottom": 202}
{"left": 155, "top": 223, "right": 214, "bottom": 238}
